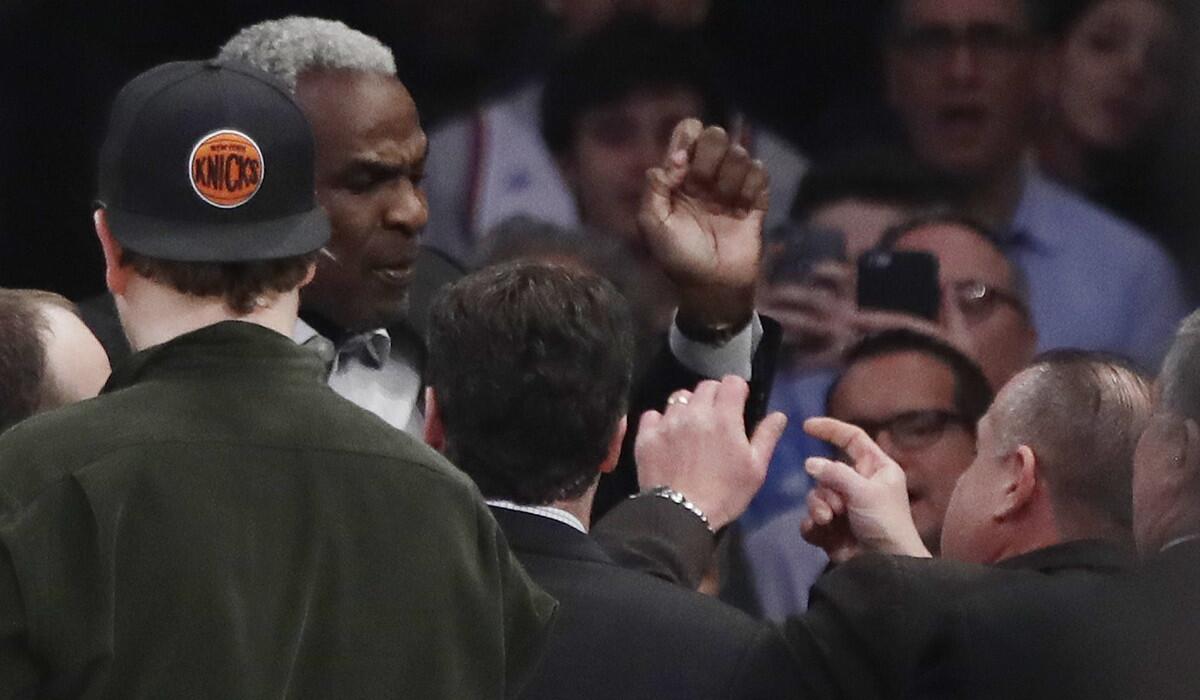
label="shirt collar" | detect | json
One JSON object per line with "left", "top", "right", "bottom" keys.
{"left": 486, "top": 500, "right": 588, "bottom": 534}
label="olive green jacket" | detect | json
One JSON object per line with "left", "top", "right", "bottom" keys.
{"left": 0, "top": 321, "right": 556, "bottom": 698}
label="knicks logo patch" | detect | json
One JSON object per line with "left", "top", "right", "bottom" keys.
{"left": 188, "top": 130, "right": 264, "bottom": 208}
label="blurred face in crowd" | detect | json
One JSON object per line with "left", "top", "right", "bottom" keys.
{"left": 893, "top": 222, "right": 1035, "bottom": 388}
{"left": 295, "top": 69, "right": 429, "bottom": 333}
{"left": 1054, "top": 0, "right": 1181, "bottom": 150}
{"left": 808, "top": 199, "right": 910, "bottom": 262}
{"left": 560, "top": 87, "right": 704, "bottom": 246}
{"left": 829, "top": 350, "right": 977, "bottom": 551}
{"left": 41, "top": 305, "right": 110, "bottom": 407}
{"left": 546, "top": 0, "right": 712, "bottom": 37}
{"left": 887, "top": 0, "right": 1041, "bottom": 179}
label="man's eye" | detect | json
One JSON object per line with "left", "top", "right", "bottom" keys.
{"left": 344, "top": 175, "right": 378, "bottom": 194}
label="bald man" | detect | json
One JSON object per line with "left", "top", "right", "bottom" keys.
{"left": 0, "top": 289, "right": 109, "bottom": 431}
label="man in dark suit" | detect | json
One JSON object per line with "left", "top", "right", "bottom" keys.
{"left": 420, "top": 115, "right": 806, "bottom": 698}
{"left": 623, "top": 349, "right": 1151, "bottom": 697}
{"left": 423, "top": 260, "right": 799, "bottom": 700}
{"left": 1117, "top": 309, "right": 1200, "bottom": 699}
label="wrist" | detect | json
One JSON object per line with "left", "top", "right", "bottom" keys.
{"left": 882, "top": 528, "right": 933, "bottom": 558}
{"left": 676, "top": 285, "right": 755, "bottom": 343}
{"left": 634, "top": 486, "right": 716, "bottom": 534}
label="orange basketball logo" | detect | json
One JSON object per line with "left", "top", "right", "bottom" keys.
{"left": 188, "top": 130, "right": 264, "bottom": 208}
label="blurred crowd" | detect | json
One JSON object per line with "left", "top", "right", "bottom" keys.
{"left": 2, "top": 0, "right": 1200, "bottom": 698}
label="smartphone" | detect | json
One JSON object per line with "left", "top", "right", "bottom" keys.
{"left": 766, "top": 224, "right": 847, "bottom": 285}
{"left": 856, "top": 250, "right": 941, "bottom": 321}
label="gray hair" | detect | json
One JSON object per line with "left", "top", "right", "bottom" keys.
{"left": 217, "top": 16, "right": 396, "bottom": 94}
{"left": 1160, "top": 309, "right": 1200, "bottom": 420}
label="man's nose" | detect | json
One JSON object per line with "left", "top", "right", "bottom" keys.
{"left": 1120, "top": 47, "right": 1150, "bottom": 86}
{"left": 382, "top": 179, "right": 428, "bottom": 235}
{"left": 946, "top": 44, "right": 983, "bottom": 86}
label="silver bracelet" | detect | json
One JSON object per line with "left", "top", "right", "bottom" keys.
{"left": 635, "top": 486, "right": 714, "bottom": 533}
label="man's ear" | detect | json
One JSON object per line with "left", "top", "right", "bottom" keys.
{"left": 423, "top": 387, "right": 445, "bottom": 452}
{"left": 300, "top": 260, "right": 317, "bottom": 288}
{"left": 997, "top": 444, "right": 1039, "bottom": 520}
{"left": 94, "top": 209, "right": 131, "bottom": 296}
{"left": 598, "top": 416, "right": 628, "bottom": 475}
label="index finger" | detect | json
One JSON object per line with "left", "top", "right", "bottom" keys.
{"left": 803, "top": 417, "right": 891, "bottom": 476}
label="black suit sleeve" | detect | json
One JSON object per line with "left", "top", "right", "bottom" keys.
{"left": 592, "top": 316, "right": 782, "bottom": 520}
{"left": 590, "top": 495, "right": 717, "bottom": 589}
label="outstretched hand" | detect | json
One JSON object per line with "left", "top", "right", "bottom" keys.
{"left": 635, "top": 376, "right": 787, "bottom": 530}
{"left": 638, "top": 119, "right": 768, "bottom": 331}
{"left": 800, "top": 417, "right": 931, "bottom": 562}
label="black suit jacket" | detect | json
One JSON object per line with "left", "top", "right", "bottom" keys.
{"left": 773, "top": 539, "right": 1130, "bottom": 700}
{"left": 596, "top": 501, "right": 1132, "bottom": 699}
{"left": 490, "top": 507, "right": 802, "bottom": 700}
{"left": 902, "top": 540, "right": 1132, "bottom": 700}
{"left": 1108, "top": 539, "right": 1200, "bottom": 700}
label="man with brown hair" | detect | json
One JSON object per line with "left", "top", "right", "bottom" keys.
{"left": 0, "top": 289, "right": 109, "bottom": 431}
{"left": 0, "top": 59, "right": 554, "bottom": 697}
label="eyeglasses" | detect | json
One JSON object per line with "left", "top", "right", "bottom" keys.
{"left": 847, "top": 409, "right": 972, "bottom": 452}
{"left": 893, "top": 23, "right": 1034, "bottom": 65}
{"left": 949, "top": 279, "right": 1028, "bottom": 322}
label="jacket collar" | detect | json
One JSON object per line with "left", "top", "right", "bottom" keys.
{"left": 104, "top": 320, "right": 325, "bottom": 392}
{"left": 489, "top": 506, "right": 614, "bottom": 566}
{"left": 997, "top": 538, "right": 1133, "bottom": 574}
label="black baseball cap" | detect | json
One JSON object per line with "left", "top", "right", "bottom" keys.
{"left": 96, "top": 59, "right": 330, "bottom": 262}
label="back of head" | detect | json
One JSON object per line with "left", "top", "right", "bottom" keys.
{"left": 217, "top": 16, "right": 397, "bottom": 94}
{"left": 96, "top": 60, "right": 330, "bottom": 316}
{"left": 1158, "top": 310, "right": 1200, "bottom": 423}
{"left": 995, "top": 350, "right": 1152, "bottom": 533}
{"left": 0, "top": 290, "right": 55, "bottom": 431}
{"left": 427, "top": 261, "right": 635, "bottom": 505}
{"left": 540, "top": 15, "right": 729, "bottom": 156}
{"left": 0, "top": 290, "right": 92, "bottom": 431}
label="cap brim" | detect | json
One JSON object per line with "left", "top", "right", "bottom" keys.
{"left": 104, "top": 206, "right": 331, "bottom": 262}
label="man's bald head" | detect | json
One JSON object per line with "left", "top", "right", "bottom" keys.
{"left": 993, "top": 351, "right": 1152, "bottom": 532}
{"left": 0, "top": 290, "right": 110, "bottom": 431}
{"left": 942, "top": 350, "right": 1150, "bottom": 562}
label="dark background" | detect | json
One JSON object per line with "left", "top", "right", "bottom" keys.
{"left": 0, "top": 0, "right": 1194, "bottom": 300}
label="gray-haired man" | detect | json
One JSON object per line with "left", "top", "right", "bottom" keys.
{"left": 220, "top": 18, "right": 434, "bottom": 433}
{"left": 217, "top": 18, "right": 783, "bottom": 521}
